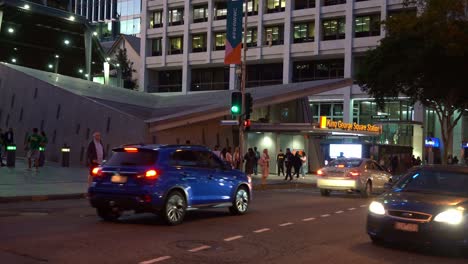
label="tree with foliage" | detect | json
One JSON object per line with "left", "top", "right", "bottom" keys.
{"left": 356, "top": 0, "right": 468, "bottom": 164}
{"left": 115, "top": 48, "right": 138, "bottom": 90}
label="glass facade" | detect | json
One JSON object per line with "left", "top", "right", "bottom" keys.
{"left": 117, "top": 0, "right": 141, "bottom": 17}
{"left": 310, "top": 102, "right": 344, "bottom": 123}
{"left": 152, "top": 38, "right": 162, "bottom": 56}
{"left": 214, "top": 2, "right": 228, "bottom": 20}
{"left": 293, "top": 60, "right": 344, "bottom": 82}
{"left": 293, "top": 22, "right": 315, "bottom": 43}
{"left": 244, "top": 0, "right": 259, "bottom": 15}
{"left": 322, "top": 18, "right": 346, "bottom": 40}
{"left": 193, "top": 5, "right": 208, "bottom": 23}
{"left": 265, "top": 26, "right": 284, "bottom": 46}
{"left": 355, "top": 14, "right": 381, "bottom": 37}
{"left": 323, "top": 0, "right": 347, "bottom": 6}
{"left": 151, "top": 10, "right": 163, "bottom": 28}
{"left": 246, "top": 63, "right": 283, "bottom": 88}
{"left": 169, "top": 36, "right": 183, "bottom": 55}
{"left": 169, "top": 8, "right": 184, "bottom": 26}
{"left": 266, "top": 0, "right": 286, "bottom": 13}
{"left": 295, "top": 0, "right": 316, "bottom": 9}
{"left": 191, "top": 67, "right": 229, "bottom": 91}
{"left": 192, "top": 33, "right": 207, "bottom": 52}
{"left": 120, "top": 18, "right": 140, "bottom": 35}
{"left": 158, "top": 70, "right": 183, "bottom": 93}
{"left": 244, "top": 28, "right": 258, "bottom": 47}
{"left": 214, "top": 32, "right": 227, "bottom": 51}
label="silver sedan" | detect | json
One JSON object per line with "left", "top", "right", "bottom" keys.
{"left": 317, "top": 158, "right": 392, "bottom": 197}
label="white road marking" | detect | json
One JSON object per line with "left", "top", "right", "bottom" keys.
{"left": 302, "top": 217, "right": 316, "bottom": 222}
{"left": 224, "top": 235, "right": 243, "bottom": 242}
{"left": 360, "top": 204, "right": 368, "bottom": 208}
{"left": 335, "top": 211, "right": 344, "bottom": 214}
{"left": 254, "top": 228, "right": 270, "bottom": 233}
{"left": 188, "top": 245, "right": 211, "bottom": 253}
{"left": 321, "top": 214, "right": 330, "bottom": 218}
{"left": 348, "top": 208, "right": 356, "bottom": 211}
{"left": 279, "top": 222, "right": 293, "bottom": 227}
{"left": 139, "top": 256, "right": 171, "bottom": 264}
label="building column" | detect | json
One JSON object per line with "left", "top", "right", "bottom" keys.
{"left": 207, "top": 0, "right": 213, "bottom": 62}
{"left": 182, "top": 0, "right": 191, "bottom": 93}
{"left": 139, "top": 0, "right": 149, "bottom": 91}
{"left": 282, "top": 1, "right": 292, "bottom": 84}
{"left": 343, "top": 87, "right": 352, "bottom": 123}
{"left": 229, "top": 66, "right": 237, "bottom": 90}
{"left": 257, "top": 0, "right": 264, "bottom": 60}
{"left": 381, "top": 0, "right": 388, "bottom": 37}
{"left": 344, "top": 0, "right": 354, "bottom": 78}
{"left": 314, "top": 0, "right": 321, "bottom": 55}
{"left": 413, "top": 102, "right": 424, "bottom": 159}
{"left": 0, "top": 10, "right": 3, "bottom": 32}
{"left": 84, "top": 29, "right": 92, "bottom": 81}
{"left": 162, "top": 0, "right": 168, "bottom": 66}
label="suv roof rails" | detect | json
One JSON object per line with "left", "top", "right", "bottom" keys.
{"left": 120, "top": 143, "right": 146, "bottom": 147}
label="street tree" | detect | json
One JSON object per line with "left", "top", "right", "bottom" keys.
{"left": 115, "top": 48, "right": 137, "bottom": 90}
{"left": 356, "top": 0, "right": 468, "bottom": 164}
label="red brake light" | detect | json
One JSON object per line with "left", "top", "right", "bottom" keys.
{"left": 91, "top": 167, "right": 102, "bottom": 177}
{"left": 348, "top": 171, "right": 360, "bottom": 178}
{"left": 145, "top": 169, "right": 158, "bottom": 179}
{"left": 124, "top": 147, "right": 138, "bottom": 153}
{"left": 317, "top": 169, "right": 325, "bottom": 176}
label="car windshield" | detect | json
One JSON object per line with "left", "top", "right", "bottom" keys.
{"left": 105, "top": 150, "right": 158, "bottom": 167}
{"left": 328, "top": 159, "right": 362, "bottom": 168}
{"left": 396, "top": 169, "right": 468, "bottom": 197}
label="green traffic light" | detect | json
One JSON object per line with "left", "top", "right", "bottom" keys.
{"left": 231, "top": 105, "right": 240, "bottom": 114}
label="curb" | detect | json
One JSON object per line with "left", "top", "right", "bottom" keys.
{"left": 0, "top": 183, "right": 317, "bottom": 203}
{"left": 0, "top": 193, "right": 87, "bottom": 204}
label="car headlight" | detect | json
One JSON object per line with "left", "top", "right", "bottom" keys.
{"left": 369, "top": 201, "right": 385, "bottom": 215}
{"left": 434, "top": 208, "right": 464, "bottom": 225}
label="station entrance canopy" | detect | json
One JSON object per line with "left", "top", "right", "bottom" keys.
{"left": 0, "top": 0, "right": 105, "bottom": 79}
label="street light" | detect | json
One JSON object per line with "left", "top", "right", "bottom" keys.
{"left": 7, "top": 28, "right": 14, "bottom": 34}
{"left": 69, "top": 16, "right": 75, "bottom": 21}
{"left": 78, "top": 69, "right": 83, "bottom": 74}
{"left": 23, "top": 4, "right": 30, "bottom": 10}
{"left": 11, "top": 58, "right": 16, "bottom": 63}
{"left": 55, "top": 54, "right": 60, "bottom": 58}
{"left": 48, "top": 64, "right": 53, "bottom": 69}
{"left": 93, "top": 32, "right": 98, "bottom": 36}
{"left": 64, "top": 39, "right": 70, "bottom": 45}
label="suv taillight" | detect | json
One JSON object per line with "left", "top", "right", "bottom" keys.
{"left": 348, "top": 171, "right": 360, "bottom": 178}
{"left": 91, "top": 167, "right": 102, "bottom": 177}
{"left": 145, "top": 169, "right": 159, "bottom": 179}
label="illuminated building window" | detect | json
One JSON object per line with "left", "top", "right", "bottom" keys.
{"left": 293, "top": 22, "right": 315, "bottom": 43}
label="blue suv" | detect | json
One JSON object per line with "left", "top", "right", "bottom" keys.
{"left": 88, "top": 145, "right": 252, "bottom": 225}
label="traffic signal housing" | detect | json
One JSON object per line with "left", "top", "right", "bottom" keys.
{"left": 231, "top": 92, "right": 242, "bottom": 116}
{"left": 245, "top": 93, "right": 253, "bottom": 119}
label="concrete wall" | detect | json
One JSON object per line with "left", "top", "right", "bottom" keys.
{"left": 0, "top": 65, "right": 147, "bottom": 166}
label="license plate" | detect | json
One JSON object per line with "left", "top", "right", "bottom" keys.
{"left": 111, "top": 175, "right": 127, "bottom": 183}
{"left": 394, "top": 222, "right": 418, "bottom": 232}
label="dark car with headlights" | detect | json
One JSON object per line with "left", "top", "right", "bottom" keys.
{"left": 367, "top": 165, "right": 468, "bottom": 250}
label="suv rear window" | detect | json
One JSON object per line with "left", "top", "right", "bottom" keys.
{"left": 328, "top": 159, "right": 362, "bottom": 168}
{"left": 105, "top": 150, "right": 158, "bottom": 166}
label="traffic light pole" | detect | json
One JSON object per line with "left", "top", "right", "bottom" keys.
{"left": 239, "top": 0, "right": 248, "bottom": 169}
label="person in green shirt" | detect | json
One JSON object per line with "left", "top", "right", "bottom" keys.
{"left": 39, "top": 131, "right": 48, "bottom": 167}
{"left": 27, "top": 128, "right": 42, "bottom": 171}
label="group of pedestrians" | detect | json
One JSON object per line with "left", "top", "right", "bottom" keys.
{"left": 277, "top": 148, "right": 307, "bottom": 181}
{"left": 0, "top": 127, "right": 49, "bottom": 170}
{"left": 212, "top": 145, "right": 308, "bottom": 185}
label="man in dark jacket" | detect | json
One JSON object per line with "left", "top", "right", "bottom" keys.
{"left": 284, "top": 148, "right": 294, "bottom": 181}
{"left": 86, "top": 132, "right": 105, "bottom": 174}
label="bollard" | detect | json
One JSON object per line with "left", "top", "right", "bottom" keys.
{"left": 6, "top": 145, "right": 16, "bottom": 167}
{"left": 39, "top": 146, "right": 46, "bottom": 167}
{"left": 61, "top": 146, "right": 70, "bottom": 167}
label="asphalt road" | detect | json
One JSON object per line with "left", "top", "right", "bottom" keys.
{"left": 0, "top": 188, "right": 466, "bottom": 264}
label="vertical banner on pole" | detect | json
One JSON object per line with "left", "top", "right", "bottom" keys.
{"left": 224, "top": 0, "right": 243, "bottom": 65}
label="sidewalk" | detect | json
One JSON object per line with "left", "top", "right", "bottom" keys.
{"left": 0, "top": 159, "right": 316, "bottom": 202}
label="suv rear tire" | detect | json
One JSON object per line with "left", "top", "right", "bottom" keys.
{"left": 97, "top": 207, "right": 121, "bottom": 222}
{"left": 229, "top": 187, "right": 249, "bottom": 215}
{"left": 162, "top": 191, "right": 186, "bottom": 225}
{"left": 320, "top": 189, "right": 331, "bottom": 196}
